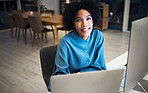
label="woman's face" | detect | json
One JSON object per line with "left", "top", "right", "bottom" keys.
{"left": 74, "top": 9, "right": 93, "bottom": 40}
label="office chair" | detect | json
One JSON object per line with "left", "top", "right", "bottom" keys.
{"left": 40, "top": 45, "right": 57, "bottom": 90}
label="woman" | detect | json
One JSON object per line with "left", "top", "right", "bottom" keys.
{"left": 54, "top": 1, "right": 106, "bottom": 75}
{"left": 48, "top": 1, "right": 106, "bottom": 90}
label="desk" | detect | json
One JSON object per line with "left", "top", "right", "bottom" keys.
{"left": 10, "top": 12, "right": 63, "bottom": 44}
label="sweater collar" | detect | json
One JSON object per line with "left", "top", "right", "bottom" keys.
{"left": 73, "top": 30, "right": 90, "bottom": 44}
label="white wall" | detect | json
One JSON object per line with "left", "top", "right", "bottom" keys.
{"left": 41, "top": 0, "right": 59, "bottom": 14}
{"left": 17, "top": 0, "right": 21, "bottom": 9}
{"left": 122, "top": 0, "right": 130, "bottom": 32}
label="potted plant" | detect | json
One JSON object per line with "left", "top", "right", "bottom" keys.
{"left": 39, "top": 5, "right": 47, "bottom": 12}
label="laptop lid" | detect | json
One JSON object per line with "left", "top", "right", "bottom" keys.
{"left": 50, "top": 69, "right": 124, "bottom": 93}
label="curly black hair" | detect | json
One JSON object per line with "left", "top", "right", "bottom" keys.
{"left": 62, "top": 1, "right": 100, "bottom": 30}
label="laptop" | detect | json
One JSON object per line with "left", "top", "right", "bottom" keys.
{"left": 50, "top": 69, "right": 124, "bottom": 93}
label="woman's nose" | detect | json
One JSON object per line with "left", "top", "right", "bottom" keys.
{"left": 82, "top": 20, "right": 87, "bottom": 27}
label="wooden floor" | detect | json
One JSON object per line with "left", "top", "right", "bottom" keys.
{"left": 0, "top": 29, "right": 130, "bottom": 93}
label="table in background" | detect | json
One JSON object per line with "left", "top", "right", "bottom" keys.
{"left": 10, "top": 12, "right": 63, "bottom": 44}
{"left": 41, "top": 14, "right": 63, "bottom": 44}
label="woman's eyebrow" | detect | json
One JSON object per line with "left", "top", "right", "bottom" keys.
{"left": 75, "top": 15, "right": 91, "bottom": 19}
{"left": 75, "top": 17, "right": 81, "bottom": 19}
{"left": 86, "top": 15, "right": 91, "bottom": 17}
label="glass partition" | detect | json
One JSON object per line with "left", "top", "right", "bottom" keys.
{"left": 0, "top": 0, "right": 17, "bottom": 30}
{"left": 21, "top": 0, "right": 38, "bottom": 11}
{"left": 0, "top": 0, "right": 39, "bottom": 30}
{"left": 96, "top": 0, "right": 124, "bottom": 31}
{"left": 128, "top": 0, "right": 148, "bottom": 30}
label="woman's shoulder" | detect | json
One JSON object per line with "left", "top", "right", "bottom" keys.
{"left": 92, "top": 29, "right": 103, "bottom": 34}
{"left": 59, "top": 31, "right": 75, "bottom": 45}
{"left": 92, "top": 29, "right": 104, "bottom": 38}
{"left": 91, "top": 29, "right": 104, "bottom": 45}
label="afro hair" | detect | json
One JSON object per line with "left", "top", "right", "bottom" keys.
{"left": 62, "top": 1, "right": 100, "bottom": 30}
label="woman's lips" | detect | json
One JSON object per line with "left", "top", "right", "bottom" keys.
{"left": 81, "top": 27, "right": 90, "bottom": 32}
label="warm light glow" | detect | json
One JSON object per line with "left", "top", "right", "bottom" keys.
{"left": 66, "top": 0, "right": 70, "bottom": 3}
{"left": 30, "top": 11, "right": 33, "bottom": 15}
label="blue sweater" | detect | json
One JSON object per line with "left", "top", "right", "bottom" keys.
{"left": 48, "top": 29, "right": 106, "bottom": 91}
{"left": 53, "top": 29, "right": 106, "bottom": 75}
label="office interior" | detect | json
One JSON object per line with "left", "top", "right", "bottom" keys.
{"left": 0, "top": 0, "right": 148, "bottom": 93}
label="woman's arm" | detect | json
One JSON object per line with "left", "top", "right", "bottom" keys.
{"left": 92, "top": 31, "right": 106, "bottom": 70}
{"left": 52, "top": 40, "right": 70, "bottom": 75}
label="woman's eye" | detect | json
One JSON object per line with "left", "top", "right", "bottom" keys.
{"left": 75, "top": 19, "right": 81, "bottom": 22}
{"left": 86, "top": 17, "right": 91, "bottom": 20}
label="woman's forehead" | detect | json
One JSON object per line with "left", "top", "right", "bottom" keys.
{"left": 75, "top": 9, "right": 91, "bottom": 17}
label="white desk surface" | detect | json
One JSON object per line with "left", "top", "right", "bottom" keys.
{"left": 45, "top": 52, "right": 147, "bottom": 93}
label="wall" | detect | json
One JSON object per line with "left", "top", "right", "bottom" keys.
{"left": 41, "top": 0, "right": 59, "bottom": 14}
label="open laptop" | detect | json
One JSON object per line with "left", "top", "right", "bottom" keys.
{"left": 50, "top": 69, "right": 124, "bottom": 93}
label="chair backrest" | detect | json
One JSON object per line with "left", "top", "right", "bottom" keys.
{"left": 28, "top": 15, "right": 44, "bottom": 33}
{"left": 12, "top": 10, "right": 24, "bottom": 27}
{"left": 13, "top": 13, "right": 27, "bottom": 28}
{"left": 40, "top": 45, "right": 58, "bottom": 87}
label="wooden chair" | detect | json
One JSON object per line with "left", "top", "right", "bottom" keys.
{"left": 28, "top": 15, "right": 54, "bottom": 47}
{"left": 12, "top": 9, "right": 25, "bottom": 37}
{"left": 13, "top": 13, "right": 32, "bottom": 44}
{"left": 57, "top": 26, "right": 70, "bottom": 35}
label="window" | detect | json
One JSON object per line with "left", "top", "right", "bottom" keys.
{"left": 0, "top": 0, "right": 17, "bottom": 30}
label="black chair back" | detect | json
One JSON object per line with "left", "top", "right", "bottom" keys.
{"left": 40, "top": 45, "right": 57, "bottom": 88}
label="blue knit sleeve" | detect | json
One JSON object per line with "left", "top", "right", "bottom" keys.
{"left": 92, "top": 31, "right": 107, "bottom": 70}
{"left": 52, "top": 39, "right": 70, "bottom": 75}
